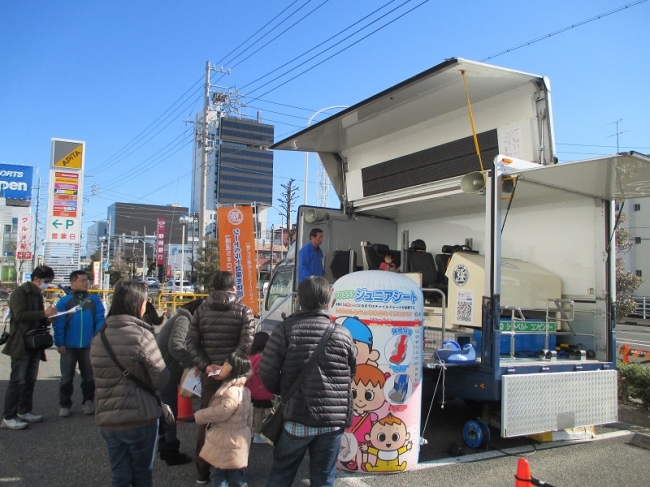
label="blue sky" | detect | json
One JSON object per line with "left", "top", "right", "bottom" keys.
{"left": 1, "top": 0, "right": 648, "bottom": 239}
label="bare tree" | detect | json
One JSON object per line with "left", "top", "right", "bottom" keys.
{"left": 277, "top": 179, "right": 299, "bottom": 247}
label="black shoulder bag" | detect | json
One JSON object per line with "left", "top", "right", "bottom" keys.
{"left": 260, "top": 323, "right": 335, "bottom": 445}
{"left": 100, "top": 329, "right": 175, "bottom": 431}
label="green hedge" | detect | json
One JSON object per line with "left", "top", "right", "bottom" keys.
{"left": 618, "top": 361, "right": 650, "bottom": 409}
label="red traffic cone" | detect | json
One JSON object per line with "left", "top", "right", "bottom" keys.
{"left": 514, "top": 457, "right": 532, "bottom": 486}
{"left": 177, "top": 386, "right": 195, "bottom": 422}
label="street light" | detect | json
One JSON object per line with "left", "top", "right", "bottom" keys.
{"left": 99, "top": 236, "right": 106, "bottom": 290}
{"left": 304, "top": 105, "right": 349, "bottom": 205}
{"left": 179, "top": 215, "right": 190, "bottom": 283}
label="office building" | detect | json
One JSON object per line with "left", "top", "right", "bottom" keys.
{"left": 191, "top": 112, "right": 274, "bottom": 236}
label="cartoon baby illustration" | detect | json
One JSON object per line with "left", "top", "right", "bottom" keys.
{"left": 360, "top": 413, "right": 412, "bottom": 472}
{"left": 340, "top": 364, "right": 388, "bottom": 470}
{"left": 337, "top": 316, "right": 380, "bottom": 366}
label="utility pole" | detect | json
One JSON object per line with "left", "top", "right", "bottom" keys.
{"left": 32, "top": 176, "right": 41, "bottom": 271}
{"left": 607, "top": 119, "right": 627, "bottom": 153}
{"left": 199, "top": 61, "right": 210, "bottom": 252}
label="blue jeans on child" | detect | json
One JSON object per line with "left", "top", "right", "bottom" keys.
{"left": 210, "top": 466, "right": 247, "bottom": 486}
{"left": 100, "top": 420, "right": 159, "bottom": 487}
{"left": 265, "top": 428, "right": 342, "bottom": 487}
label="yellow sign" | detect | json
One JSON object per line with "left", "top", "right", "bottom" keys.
{"left": 54, "top": 144, "right": 83, "bottom": 169}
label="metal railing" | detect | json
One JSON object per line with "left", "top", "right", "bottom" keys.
{"left": 631, "top": 296, "right": 650, "bottom": 319}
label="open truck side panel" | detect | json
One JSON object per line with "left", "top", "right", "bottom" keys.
{"left": 267, "top": 57, "right": 650, "bottom": 438}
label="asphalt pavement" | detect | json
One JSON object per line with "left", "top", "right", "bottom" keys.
{"left": 1, "top": 347, "right": 650, "bottom": 486}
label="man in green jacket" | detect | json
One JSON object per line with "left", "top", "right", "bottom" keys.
{"left": 2, "top": 266, "right": 58, "bottom": 430}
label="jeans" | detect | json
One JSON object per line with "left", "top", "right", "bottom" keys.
{"left": 266, "top": 427, "right": 343, "bottom": 487}
{"left": 100, "top": 420, "right": 159, "bottom": 487}
{"left": 59, "top": 347, "right": 95, "bottom": 408}
{"left": 158, "top": 379, "right": 178, "bottom": 442}
{"left": 210, "top": 466, "right": 247, "bottom": 487}
{"left": 3, "top": 350, "right": 42, "bottom": 419}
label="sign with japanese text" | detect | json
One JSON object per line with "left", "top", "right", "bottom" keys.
{"left": 156, "top": 217, "right": 165, "bottom": 265}
{"left": 93, "top": 261, "right": 100, "bottom": 287}
{"left": 15, "top": 213, "right": 33, "bottom": 260}
{"left": 218, "top": 206, "right": 258, "bottom": 315}
{"left": 46, "top": 139, "right": 84, "bottom": 243}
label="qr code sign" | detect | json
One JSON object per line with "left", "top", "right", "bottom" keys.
{"left": 456, "top": 301, "right": 473, "bottom": 324}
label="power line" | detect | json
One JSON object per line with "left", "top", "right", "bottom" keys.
{"left": 481, "top": 0, "right": 648, "bottom": 61}
{"left": 240, "top": 0, "right": 400, "bottom": 91}
{"left": 92, "top": 75, "right": 204, "bottom": 170}
{"left": 214, "top": 0, "right": 304, "bottom": 67}
{"left": 230, "top": 0, "right": 331, "bottom": 69}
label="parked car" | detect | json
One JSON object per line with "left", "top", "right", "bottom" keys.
{"left": 164, "top": 279, "right": 194, "bottom": 293}
{"left": 145, "top": 277, "right": 159, "bottom": 288}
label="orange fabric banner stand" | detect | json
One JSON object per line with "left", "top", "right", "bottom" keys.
{"left": 217, "top": 206, "right": 259, "bottom": 315}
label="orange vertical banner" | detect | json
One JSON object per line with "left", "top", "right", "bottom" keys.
{"left": 218, "top": 206, "right": 259, "bottom": 315}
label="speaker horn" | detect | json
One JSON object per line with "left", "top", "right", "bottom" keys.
{"left": 304, "top": 209, "right": 330, "bottom": 223}
{"left": 460, "top": 172, "right": 486, "bottom": 194}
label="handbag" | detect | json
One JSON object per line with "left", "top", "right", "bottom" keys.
{"left": 25, "top": 327, "right": 53, "bottom": 350}
{"left": 260, "top": 323, "right": 335, "bottom": 445}
{"left": 100, "top": 329, "right": 175, "bottom": 431}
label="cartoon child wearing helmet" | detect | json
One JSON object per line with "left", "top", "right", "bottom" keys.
{"left": 337, "top": 316, "right": 380, "bottom": 366}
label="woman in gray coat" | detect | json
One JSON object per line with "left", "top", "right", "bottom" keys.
{"left": 90, "top": 280, "right": 169, "bottom": 487}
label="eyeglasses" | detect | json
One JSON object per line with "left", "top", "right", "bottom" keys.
{"left": 43, "top": 280, "right": 52, "bottom": 285}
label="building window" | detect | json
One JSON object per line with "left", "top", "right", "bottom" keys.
{"left": 636, "top": 270, "right": 643, "bottom": 277}
{"left": 635, "top": 237, "right": 642, "bottom": 244}
{"left": 634, "top": 204, "right": 641, "bottom": 211}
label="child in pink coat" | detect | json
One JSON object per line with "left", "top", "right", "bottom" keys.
{"left": 246, "top": 332, "right": 274, "bottom": 444}
{"left": 194, "top": 351, "right": 252, "bottom": 487}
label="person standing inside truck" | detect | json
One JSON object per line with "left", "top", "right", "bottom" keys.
{"left": 298, "top": 228, "right": 325, "bottom": 283}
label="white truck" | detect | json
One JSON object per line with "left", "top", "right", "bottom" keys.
{"left": 261, "top": 58, "right": 650, "bottom": 440}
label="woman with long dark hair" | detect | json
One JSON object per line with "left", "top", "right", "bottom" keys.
{"left": 90, "top": 280, "right": 169, "bottom": 487}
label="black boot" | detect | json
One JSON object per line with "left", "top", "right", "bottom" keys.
{"left": 157, "top": 437, "right": 167, "bottom": 461}
{"left": 162, "top": 440, "right": 192, "bottom": 466}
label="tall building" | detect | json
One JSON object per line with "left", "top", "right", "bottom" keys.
{"left": 103, "top": 203, "right": 192, "bottom": 280}
{"left": 85, "top": 220, "right": 108, "bottom": 258}
{"left": 191, "top": 112, "right": 274, "bottom": 236}
{"left": 620, "top": 197, "right": 650, "bottom": 296}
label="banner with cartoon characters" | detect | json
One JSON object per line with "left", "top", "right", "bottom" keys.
{"left": 330, "top": 271, "right": 424, "bottom": 473}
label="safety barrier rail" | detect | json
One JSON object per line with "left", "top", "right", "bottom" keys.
{"left": 158, "top": 292, "right": 209, "bottom": 313}
{"left": 619, "top": 344, "right": 650, "bottom": 363}
{"left": 630, "top": 296, "right": 650, "bottom": 319}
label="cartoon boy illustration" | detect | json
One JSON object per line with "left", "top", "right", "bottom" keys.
{"left": 338, "top": 316, "right": 380, "bottom": 366}
{"left": 360, "top": 413, "right": 412, "bottom": 472}
{"left": 340, "top": 364, "right": 388, "bottom": 470}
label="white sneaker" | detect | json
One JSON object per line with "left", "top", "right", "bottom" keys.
{"left": 1, "top": 418, "right": 28, "bottom": 430}
{"left": 59, "top": 407, "right": 71, "bottom": 418}
{"left": 17, "top": 412, "right": 43, "bottom": 423}
{"left": 82, "top": 401, "right": 95, "bottom": 415}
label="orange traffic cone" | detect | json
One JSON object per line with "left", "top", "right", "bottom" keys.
{"left": 177, "top": 386, "right": 195, "bottom": 422}
{"left": 514, "top": 457, "right": 532, "bottom": 486}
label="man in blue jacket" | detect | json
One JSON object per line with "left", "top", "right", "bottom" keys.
{"left": 53, "top": 270, "right": 105, "bottom": 417}
{"left": 298, "top": 228, "right": 325, "bottom": 283}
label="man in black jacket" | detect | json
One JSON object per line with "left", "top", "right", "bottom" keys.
{"left": 186, "top": 271, "right": 254, "bottom": 484}
{"left": 260, "top": 276, "right": 356, "bottom": 487}
{"left": 2, "top": 266, "right": 58, "bottom": 430}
